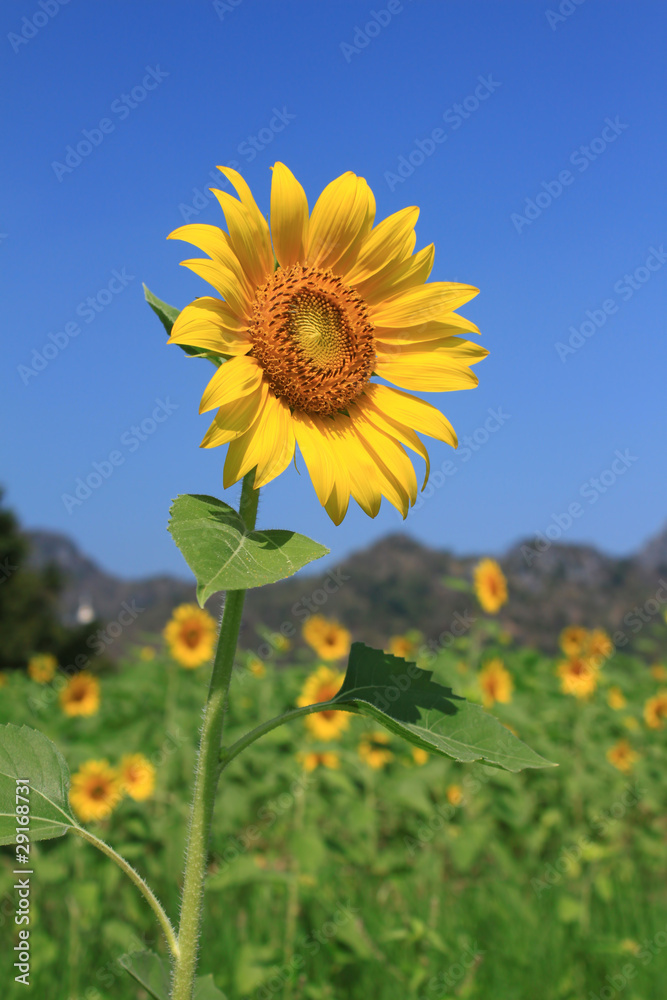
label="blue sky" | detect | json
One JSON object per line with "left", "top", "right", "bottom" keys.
{"left": 1, "top": 0, "right": 665, "bottom": 580}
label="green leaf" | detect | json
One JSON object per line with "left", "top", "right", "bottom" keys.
{"left": 119, "top": 950, "right": 169, "bottom": 1000}
{"left": 0, "top": 724, "right": 75, "bottom": 845}
{"left": 332, "top": 644, "right": 555, "bottom": 773}
{"left": 195, "top": 973, "right": 228, "bottom": 999}
{"left": 143, "top": 284, "right": 180, "bottom": 337}
{"left": 168, "top": 494, "right": 329, "bottom": 603}
{"left": 143, "top": 284, "right": 222, "bottom": 365}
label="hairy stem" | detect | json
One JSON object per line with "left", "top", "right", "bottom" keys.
{"left": 171, "top": 472, "right": 259, "bottom": 1000}
{"left": 219, "top": 701, "right": 347, "bottom": 773}
{"left": 73, "top": 825, "right": 179, "bottom": 959}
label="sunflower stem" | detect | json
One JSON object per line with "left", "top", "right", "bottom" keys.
{"left": 72, "top": 825, "right": 179, "bottom": 959}
{"left": 171, "top": 471, "right": 258, "bottom": 1000}
{"left": 218, "top": 701, "right": 346, "bottom": 773}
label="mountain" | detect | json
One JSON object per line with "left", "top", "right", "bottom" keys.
{"left": 26, "top": 525, "right": 667, "bottom": 661}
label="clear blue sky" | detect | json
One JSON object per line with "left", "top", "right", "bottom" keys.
{"left": 1, "top": 0, "right": 665, "bottom": 580}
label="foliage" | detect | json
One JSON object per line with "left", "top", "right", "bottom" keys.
{"left": 0, "top": 623, "right": 665, "bottom": 999}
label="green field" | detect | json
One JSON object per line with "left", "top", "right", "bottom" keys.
{"left": 1, "top": 626, "right": 666, "bottom": 1000}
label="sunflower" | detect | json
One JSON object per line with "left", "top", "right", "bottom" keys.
{"left": 559, "top": 626, "right": 588, "bottom": 657}
{"left": 585, "top": 629, "right": 613, "bottom": 666}
{"left": 119, "top": 754, "right": 156, "bottom": 801}
{"left": 297, "top": 666, "right": 349, "bottom": 739}
{"left": 247, "top": 657, "right": 266, "bottom": 678}
{"left": 302, "top": 615, "right": 351, "bottom": 661}
{"left": 69, "top": 760, "right": 122, "bottom": 822}
{"left": 411, "top": 747, "right": 429, "bottom": 766}
{"left": 557, "top": 657, "right": 599, "bottom": 699}
{"left": 167, "top": 164, "right": 486, "bottom": 522}
{"left": 473, "top": 559, "right": 507, "bottom": 614}
{"left": 478, "top": 658, "right": 513, "bottom": 708}
{"left": 606, "top": 740, "right": 639, "bottom": 774}
{"left": 60, "top": 671, "right": 100, "bottom": 717}
{"left": 607, "top": 686, "right": 627, "bottom": 711}
{"left": 644, "top": 691, "right": 667, "bottom": 729}
{"left": 650, "top": 664, "right": 667, "bottom": 681}
{"left": 27, "top": 653, "right": 57, "bottom": 684}
{"left": 139, "top": 646, "right": 156, "bottom": 661}
{"left": 389, "top": 635, "right": 417, "bottom": 660}
{"left": 164, "top": 603, "right": 217, "bottom": 668}
{"left": 446, "top": 784, "right": 463, "bottom": 806}
{"left": 358, "top": 731, "right": 393, "bottom": 769}
{"left": 297, "top": 750, "right": 340, "bottom": 772}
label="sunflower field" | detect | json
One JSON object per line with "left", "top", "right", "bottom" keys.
{"left": 2, "top": 586, "right": 666, "bottom": 1000}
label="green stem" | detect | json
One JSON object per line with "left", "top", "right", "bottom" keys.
{"left": 72, "top": 825, "right": 179, "bottom": 959}
{"left": 219, "top": 701, "right": 345, "bottom": 774}
{"left": 171, "top": 472, "right": 259, "bottom": 1000}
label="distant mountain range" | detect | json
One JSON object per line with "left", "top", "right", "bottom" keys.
{"left": 26, "top": 525, "right": 667, "bottom": 661}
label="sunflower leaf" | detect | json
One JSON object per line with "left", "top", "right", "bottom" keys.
{"left": 332, "top": 644, "right": 555, "bottom": 773}
{"left": 143, "top": 284, "right": 180, "bottom": 336}
{"left": 168, "top": 494, "right": 329, "bottom": 602}
{"left": 143, "top": 284, "right": 223, "bottom": 366}
{"left": 119, "top": 950, "right": 170, "bottom": 1000}
{"left": 0, "top": 724, "right": 76, "bottom": 845}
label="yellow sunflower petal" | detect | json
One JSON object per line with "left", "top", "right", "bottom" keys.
{"left": 345, "top": 206, "right": 420, "bottom": 285}
{"left": 252, "top": 392, "right": 296, "bottom": 488}
{"left": 370, "top": 282, "right": 479, "bottom": 328}
{"left": 217, "top": 166, "right": 273, "bottom": 275}
{"left": 374, "top": 312, "right": 481, "bottom": 344}
{"left": 180, "top": 258, "right": 252, "bottom": 321}
{"left": 376, "top": 336, "right": 489, "bottom": 364}
{"left": 351, "top": 413, "right": 416, "bottom": 515}
{"left": 306, "top": 173, "right": 373, "bottom": 272}
{"left": 270, "top": 162, "right": 309, "bottom": 268}
{"left": 375, "top": 353, "right": 479, "bottom": 392}
{"left": 210, "top": 188, "right": 273, "bottom": 290}
{"left": 168, "top": 224, "right": 253, "bottom": 295}
{"left": 355, "top": 393, "right": 430, "bottom": 488}
{"left": 365, "top": 383, "right": 458, "bottom": 447}
{"left": 353, "top": 243, "right": 434, "bottom": 304}
{"left": 169, "top": 298, "right": 251, "bottom": 355}
{"left": 201, "top": 380, "right": 268, "bottom": 448}
{"left": 292, "top": 412, "right": 336, "bottom": 506}
{"left": 199, "top": 356, "right": 264, "bottom": 413}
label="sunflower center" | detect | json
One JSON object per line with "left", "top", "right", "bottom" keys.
{"left": 181, "top": 624, "right": 202, "bottom": 649}
{"left": 249, "top": 264, "right": 375, "bottom": 416}
{"left": 88, "top": 781, "right": 108, "bottom": 800}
